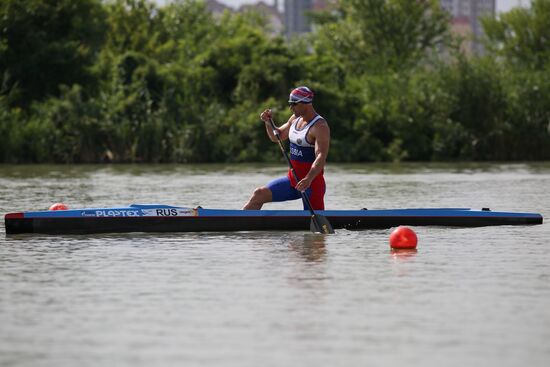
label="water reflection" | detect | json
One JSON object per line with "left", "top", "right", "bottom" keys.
{"left": 390, "top": 248, "right": 418, "bottom": 262}
{"left": 287, "top": 233, "right": 327, "bottom": 263}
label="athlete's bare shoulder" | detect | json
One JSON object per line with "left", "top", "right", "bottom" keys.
{"left": 316, "top": 117, "right": 329, "bottom": 127}
{"left": 312, "top": 117, "right": 330, "bottom": 133}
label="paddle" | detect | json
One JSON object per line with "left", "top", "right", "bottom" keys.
{"left": 268, "top": 118, "right": 335, "bottom": 234}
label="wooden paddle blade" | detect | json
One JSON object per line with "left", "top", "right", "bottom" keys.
{"left": 310, "top": 214, "right": 335, "bottom": 234}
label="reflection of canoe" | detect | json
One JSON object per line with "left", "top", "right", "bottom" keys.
{"left": 4, "top": 204, "right": 543, "bottom": 235}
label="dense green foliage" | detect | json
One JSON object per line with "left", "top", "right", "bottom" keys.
{"left": 0, "top": 0, "right": 107, "bottom": 107}
{"left": 1, "top": 0, "right": 549, "bottom": 163}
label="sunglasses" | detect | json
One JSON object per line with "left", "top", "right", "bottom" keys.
{"left": 288, "top": 102, "right": 299, "bottom": 107}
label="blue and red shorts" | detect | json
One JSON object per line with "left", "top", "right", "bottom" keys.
{"left": 266, "top": 164, "right": 325, "bottom": 210}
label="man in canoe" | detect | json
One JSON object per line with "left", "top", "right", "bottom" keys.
{"left": 243, "top": 86, "right": 331, "bottom": 210}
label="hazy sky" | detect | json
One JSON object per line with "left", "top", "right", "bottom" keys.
{"left": 155, "top": 0, "right": 531, "bottom": 13}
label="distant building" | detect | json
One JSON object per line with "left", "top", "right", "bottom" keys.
{"left": 283, "top": 0, "right": 333, "bottom": 38}
{"left": 441, "top": 0, "right": 496, "bottom": 55}
{"left": 284, "top": 0, "right": 312, "bottom": 37}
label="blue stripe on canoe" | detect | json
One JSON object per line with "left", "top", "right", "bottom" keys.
{"left": 18, "top": 206, "right": 542, "bottom": 219}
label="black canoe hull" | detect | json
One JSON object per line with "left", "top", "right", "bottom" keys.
{"left": 5, "top": 214, "right": 543, "bottom": 235}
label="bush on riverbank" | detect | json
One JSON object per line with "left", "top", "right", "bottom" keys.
{"left": 1, "top": 0, "right": 549, "bottom": 163}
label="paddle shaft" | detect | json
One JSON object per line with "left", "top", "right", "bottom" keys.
{"left": 267, "top": 118, "right": 327, "bottom": 231}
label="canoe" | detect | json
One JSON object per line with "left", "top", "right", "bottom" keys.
{"left": 4, "top": 204, "right": 543, "bottom": 234}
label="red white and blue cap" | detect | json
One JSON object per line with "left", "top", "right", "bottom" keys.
{"left": 288, "top": 86, "right": 314, "bottom": 104}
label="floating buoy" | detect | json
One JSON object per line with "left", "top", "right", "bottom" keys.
{"left": 389, "top": 226, "right": 418, "bottom": 249}
{"left": 49, "top": 203, "right": 68, "bottom": 211}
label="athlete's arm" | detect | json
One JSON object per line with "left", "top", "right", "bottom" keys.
{"left": 295, "top": 120, "right": 330, "bottom": 192}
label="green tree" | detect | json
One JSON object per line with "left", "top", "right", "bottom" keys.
{"left": 312, "top": 0, "right": 451, "bottom": 75}
{"left": 0, "top": 0, "right": 107, "bottom": 107}
{"left": 483, "top": 0, "right": 550, "bottom": 70}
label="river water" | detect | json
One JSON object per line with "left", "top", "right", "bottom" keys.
{"left": 1, "top": 163, "right": 549, "bottom": 367}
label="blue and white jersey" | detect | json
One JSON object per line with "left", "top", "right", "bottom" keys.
{"left": 288, "top": 115, "right": 323, "bottom": 162}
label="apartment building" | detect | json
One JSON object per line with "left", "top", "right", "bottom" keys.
{"left": 441, "top": 0, "right": 496, "bottom": 54}
{"left": 283, "top": 0, "right": 333, "bottom": 37}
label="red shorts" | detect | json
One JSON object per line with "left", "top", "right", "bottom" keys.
{"left": 289, "top": 161, "right": 325, "bottom": 210}
{"left": 265, "top": 160, "right": 326, "bottom": 210}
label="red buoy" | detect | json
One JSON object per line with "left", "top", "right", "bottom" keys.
{"left": 389, "top": 226, "right": 418, "bottom": 249}
{"left": 49, "top": 203, "right": 68, "bottom": 211}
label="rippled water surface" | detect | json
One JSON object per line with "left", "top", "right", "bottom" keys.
{"left": 1, "top": 163, "right": 549, "bottom": 367}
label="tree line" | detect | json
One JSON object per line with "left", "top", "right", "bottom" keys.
{"left": 1, "top": 0, "right": 549, "bottom": 163}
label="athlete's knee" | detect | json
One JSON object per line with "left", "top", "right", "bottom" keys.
{"left": 252, "top": 186, "right": 272, "bottom": 202}
{"left": 243, "top": 186, "right": 272, "bottom": 210}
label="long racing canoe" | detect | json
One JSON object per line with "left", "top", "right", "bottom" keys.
{"left": 4, "top": 204, "right": 543, "bottom": 234}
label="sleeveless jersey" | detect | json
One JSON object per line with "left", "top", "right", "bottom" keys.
{"left": 287, "top": 115, "right": 324, "bottom": 186}
{"left": 289, "top": 115, "right": 323, "bottom": 162}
